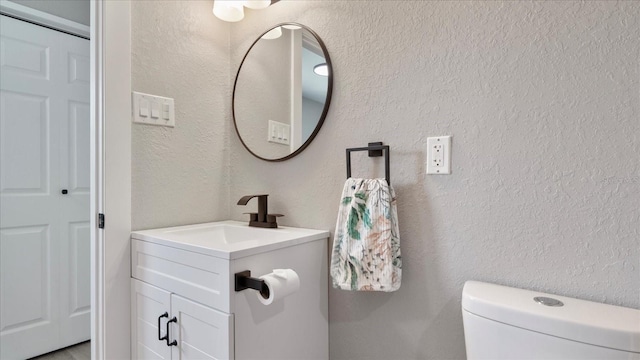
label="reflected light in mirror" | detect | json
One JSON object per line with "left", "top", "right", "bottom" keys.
{"left": 262, "top": 26, "right": 282, "bottom": 40}
{"left": 313, "top": 63, "right": 328, "bottom": 77}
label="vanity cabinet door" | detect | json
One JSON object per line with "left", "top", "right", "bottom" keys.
{"left": 131, "top": 279, "right": 172, "bottom": 360}
{"left": 170, "top": 294, "right": 234, "bottom": 360}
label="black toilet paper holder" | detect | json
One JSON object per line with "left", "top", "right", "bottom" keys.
{"left": 235, "top": 270, "right": 270, "bottom": 299}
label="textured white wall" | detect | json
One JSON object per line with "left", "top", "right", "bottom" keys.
{"left": 228, "top": 2, "right": 640, "bottom": 359}
{"left": 131, "top": 1, "right": 231, "bottom": 230}
{"left": 130, "top": 1, "right": 639, "bottom": 359}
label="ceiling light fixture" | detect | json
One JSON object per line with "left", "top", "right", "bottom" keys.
{"left": 313, "top": 63, "right": 328, "bottom": 77}
{"left": 213, "top": 0, "right": 272, "bottom": 22}
{"left": 213, "top": 1, "right": 244, "bottom": 22}
{"left": 243, "top": 0, "right": 271, "bottom": 10}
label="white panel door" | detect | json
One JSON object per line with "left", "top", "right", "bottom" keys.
{"left": 0, "top": 15, "right": 90, "bottom": 359}
{"left": 171, "top": 294, "right": 234, "bottom": 360}
{"left": 131, "top": 279, "right": 172, "bottom": 360}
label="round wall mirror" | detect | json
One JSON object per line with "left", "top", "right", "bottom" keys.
{"left": 233, "top": 23, "right": 333, "bottom": 161}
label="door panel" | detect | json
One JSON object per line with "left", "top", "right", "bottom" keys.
{"left": 0, "top": 225, "right": 58, "bottom": 359}
{"left": 59, "top": 221, "right": 91, "bottom": 343}
{"left": 68, "top": 101, "right": 90, "bottom": 192}
{"left": 68, "top": 222, "right": 90, "bottom": 315}
{"left": 131, "top": 279, "right": 172, "bottom": 360}
{"left": 68, "top": 52, "right": 90, "bottom": 85}
{"left": 0, "top": 14, "right": 90, "bottom": 359}
{"left": 171, "top": 294, "right": 233, "bottom": 360}
{"left": 0, "top": 91, "right": 49, "bottom": 194}
{"left": 0, "top": 225, "right": 51, "bottom": 330}
{"left": 0, "top": 34, "right": 49, "bottom": 78}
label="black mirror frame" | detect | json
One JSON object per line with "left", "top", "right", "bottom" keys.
{"left": 232, "top": 22, "right": 333, "bottom": 162}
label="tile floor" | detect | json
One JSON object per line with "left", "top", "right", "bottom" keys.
{"left": 28, "top": 341, "right": 90, "bottom": 360}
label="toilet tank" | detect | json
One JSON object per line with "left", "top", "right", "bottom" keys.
{"left": 462, "top": 281, "right": 640, "bottom": 360}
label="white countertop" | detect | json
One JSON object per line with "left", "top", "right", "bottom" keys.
{"left": 131, "top": 220, "right": 330, "bottom": 259}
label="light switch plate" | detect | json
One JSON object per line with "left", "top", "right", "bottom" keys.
{"left": 132, "top": 91, "right": 175, "bottom": 127}
{"left": 426, "top": 136, "right": 452, "bottom": 174}
{"left": 267, "top": 120, "right": 290, "bottom": 145}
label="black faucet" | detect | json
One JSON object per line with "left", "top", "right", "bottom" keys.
{"left": 237, "top": 194, "right": 283, "bottom": 228}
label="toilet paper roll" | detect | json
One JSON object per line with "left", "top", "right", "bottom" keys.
{"left": 257, "top": 269, "right": 300, "bottom": 305}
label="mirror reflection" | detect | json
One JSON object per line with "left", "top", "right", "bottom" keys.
{"left": 233, "top": 23, "right": 332, "bottom": 161}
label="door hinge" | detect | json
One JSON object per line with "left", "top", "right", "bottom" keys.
{"left": 98, "top": 213, "right": 105, "bottom": 229}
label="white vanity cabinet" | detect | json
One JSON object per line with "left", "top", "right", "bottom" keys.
{"left": 130, "top": 221, "right": 329, "bottom": 360}
{"left": 131, "top": 279, "right": 233, "bottom": 360}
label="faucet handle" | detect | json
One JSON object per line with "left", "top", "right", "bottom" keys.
{"left": 266, "top": 214, "right": 284, "bottom": 224}
{"left": 242, "top": 212, "right": 258, "bottom": 222}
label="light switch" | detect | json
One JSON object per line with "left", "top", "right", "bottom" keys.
{"left": 139, "top": 99, "right": 149, "bottom": 117}
{"left": 162, "top": 104, "right": 170, "bottom": 120}
{"left": 150, "top": 103, "right": 160, "bottom": 119}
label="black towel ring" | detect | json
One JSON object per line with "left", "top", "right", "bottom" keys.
{"left": 345, "top": 142, "right": 390, "bottom": 185}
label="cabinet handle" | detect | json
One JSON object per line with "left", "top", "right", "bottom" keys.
{"left": 165, "top": 316, "right": 178, "bottom": 347}
{"left": 61, "top": 189, "right": 68, "bottom": 194}
{"left": 158, "top": 312, "right": 169, "bottom": 341}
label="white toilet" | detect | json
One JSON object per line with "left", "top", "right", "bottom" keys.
{"left": 462, "top": 281, "right": 640, "bottom": 359}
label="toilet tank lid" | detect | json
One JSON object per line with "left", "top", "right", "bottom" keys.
{"left": 462, "top": 281, "right": 640, "bottom": 353}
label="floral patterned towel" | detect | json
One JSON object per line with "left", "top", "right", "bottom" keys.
{"left": 330, "top": 178, "right": 401, "bottom": 292}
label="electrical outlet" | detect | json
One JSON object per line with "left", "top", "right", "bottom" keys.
{"left": 426, "top": 136, "right": 451, "bottom": 174}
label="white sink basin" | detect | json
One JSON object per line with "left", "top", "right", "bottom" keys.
{"left": 131, "top": 220, "right": 329, "bottom": 259}
{"left": 162, "top": 223, "right": 292, "bottom": 244}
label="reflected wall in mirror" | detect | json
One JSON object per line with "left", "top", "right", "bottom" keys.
{"left": 233, "top": 23, "right": 333, "bottom": 161}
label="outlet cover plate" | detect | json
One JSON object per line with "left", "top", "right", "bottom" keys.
{"left": 426, "top": 136, "right": 451, "bottom": 174}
